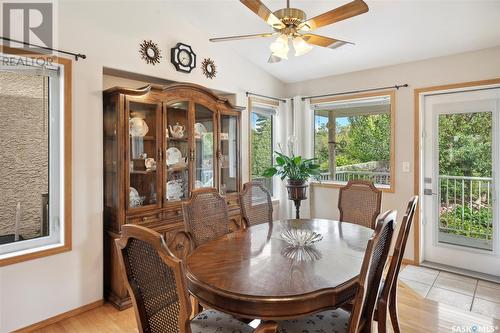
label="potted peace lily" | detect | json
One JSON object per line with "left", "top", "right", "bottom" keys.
{"left": 263, "top": 150, "right": 321, "bottom": 218}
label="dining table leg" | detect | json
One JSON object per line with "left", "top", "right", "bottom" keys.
{"left": 254, "top": 321, "right": 279, "bottom": 333}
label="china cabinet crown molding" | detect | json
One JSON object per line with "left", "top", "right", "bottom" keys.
{"left": 103, "top": 81, "right": 243, "bottom": 310}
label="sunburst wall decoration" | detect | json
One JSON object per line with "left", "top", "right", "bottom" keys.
{"left": 201, "top": 58, "right": 217, "bottom": 79}
{"left": 139, "top": 40, "right": 162, "bottom": 65}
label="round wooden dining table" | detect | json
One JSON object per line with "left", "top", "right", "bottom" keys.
{"left": 185, "top": 218, "right": 373, "bottom": 320}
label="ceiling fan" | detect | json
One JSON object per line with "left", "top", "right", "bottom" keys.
{"left": 209, "top": 0, "right": 369, "bottom": 63}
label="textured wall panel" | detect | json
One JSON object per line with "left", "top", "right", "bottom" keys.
{"left": 0, "top": 72, "right": 48, "bottom": 240}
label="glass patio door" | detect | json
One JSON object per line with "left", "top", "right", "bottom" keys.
{"left": 422, "top": 88, "right": 500, "bottom": 276}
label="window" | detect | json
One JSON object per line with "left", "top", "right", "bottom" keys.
{"left": 249, "top": 99, "right": 277, "bottom": 196}
{"left": 312, "top": 91, "right": 395, "bottom": 191}
{"left": 0, "top": 50, "right": 72, "bottom": 266}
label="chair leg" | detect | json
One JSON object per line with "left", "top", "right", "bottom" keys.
{"left": 389, "top": 287, "right": 401, "bottom": 333}
{"left": 377, "top": 302, "right": 387, "bottom": 333}
{"left": 190, "top": 296, "right": 203, "bottom": 318}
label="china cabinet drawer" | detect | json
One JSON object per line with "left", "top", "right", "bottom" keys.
{"left": 126, "top": 212, "right": 162, "bottom": 225}
{"left": 163, "top": 207, "right": 183, "bottom": 220}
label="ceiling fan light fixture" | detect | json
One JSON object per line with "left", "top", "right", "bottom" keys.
{"left": 292, "top": 36, "right": 313, "bottom": 56}
{"left": 268, "top": 54, "right": 282, "bottom": 63}
{"left": 270, "top": 35, "right": 289, "bottom": 59}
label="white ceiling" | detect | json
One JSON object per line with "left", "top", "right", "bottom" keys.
{"left": 181, "top": 1, "right": 500, "bottom": 83}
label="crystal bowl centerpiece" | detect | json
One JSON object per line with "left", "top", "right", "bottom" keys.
{"left": 280, "top": 228, "right": 323, "bottom": 247}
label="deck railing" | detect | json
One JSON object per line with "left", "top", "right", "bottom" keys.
{"left": 438, "top": 175, "right": 493, "bottom": 246}
{"left": 318, "top": 170, "right": 391, "bottom": 185}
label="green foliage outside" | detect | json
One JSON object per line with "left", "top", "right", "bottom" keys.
{"left": 437, "top": 112, "right": 493, "bottom": 241}
{"left": 440, "top": 205, "right": 493, "bottom": 240}
{"left": 251, "top": 113, "right": 273, "bottom": 193}
{"left": 314, "top": 113, "right": 391, "bottom": 172}
{"left": 438, "top": 112, "right": 492, "bottom": 177}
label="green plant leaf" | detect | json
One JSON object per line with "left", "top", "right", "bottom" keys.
{"left": 262, "top": 167, "right": 277, "bottom": 177}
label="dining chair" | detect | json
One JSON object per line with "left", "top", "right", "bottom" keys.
{"left": 115, "top": 224, "right": 278, "bottom": 333}
{"left": 182, "top": 188, "right": 230, "bottom": 248}
{"left": 277, "top": 210, "right": 396, "bottom": 333}
{"left": 338, "top": 180, "right": 382, "bottom": 229}
{"left": 239, "top": 181, "right": 273, "bottom": 227}
{"left": 341, "top": 196, "right": 418, "bottom": 333}
{"left": 376, "top": 196, "right": 418, "bottom": 333}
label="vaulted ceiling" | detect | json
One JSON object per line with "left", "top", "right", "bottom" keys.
{"left": 180, "top": 0, "right": 500, "bottom": 83}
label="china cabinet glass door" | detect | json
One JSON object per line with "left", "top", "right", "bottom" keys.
{"left": 220, "top": 114, "right": 239, "bottom": 194}
{"left": 127, "top": 100, "right": 160, "bottom": 210}
{"left": 194, "top": 104, "right": 216, "bottom": 189}
{"left": 165, "top": 101, "right": 190, "bottom": 202}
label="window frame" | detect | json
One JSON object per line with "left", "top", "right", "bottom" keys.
{"left": 310, "top": 90, "right": 396, "bottom": 193}
{"left": 0, "top": 46, "right": 72, "bottom": 266}
{"left": 248, "top": 97, "right": 278, "bottom": 199}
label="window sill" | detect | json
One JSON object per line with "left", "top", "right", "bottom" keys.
{"left": 310, "top": 180, "right": 394, "bottom": 193}
{"left": 0, "top": 243, "right": 71, "bottom": 267}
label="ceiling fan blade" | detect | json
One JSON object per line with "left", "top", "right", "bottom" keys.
{"left": 240, "top": 0, "right": 285, "bottom": 29}
{"left": 302, "top": 34, "right": 353, "bottom": 49}
{"left": 210, "top": 32, "right": 276, "bottom": 42}
{"left": 299, "top": 0, "right": 368, "bottom": 31}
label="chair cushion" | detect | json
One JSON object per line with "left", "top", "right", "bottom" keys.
{"left": 190, "top": 309, "right": 254, "bottom": 333}
{"left": 278, "top": 309, "right": 350, "bottom": 333}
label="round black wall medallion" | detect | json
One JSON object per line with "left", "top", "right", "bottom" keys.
{"left": 171, "top": 43, "right": 196, "bottom": 73}
{"left": 139, "top": 40, "right": 161, "bottom": 65}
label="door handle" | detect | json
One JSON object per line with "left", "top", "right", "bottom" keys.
{"left": 424, "top": 189, "right": 438, "bottom": 196}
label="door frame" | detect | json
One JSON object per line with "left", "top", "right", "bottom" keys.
{"left": 413, "top": 78, "right": 500, "bottom": 264}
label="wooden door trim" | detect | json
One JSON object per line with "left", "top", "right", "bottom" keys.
{"left": 413, "top": 78, "right": 500, "bottom": 265}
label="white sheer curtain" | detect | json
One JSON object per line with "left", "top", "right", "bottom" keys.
{"left": 276, "top": 99, "right": 293, "bottom": 219}
{"left": 290, "top": 97, "right": 314, "bottom": 218}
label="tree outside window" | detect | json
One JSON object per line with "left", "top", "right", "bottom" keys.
{"left": 251, "top": 107, "right": 274, "bottom": 195}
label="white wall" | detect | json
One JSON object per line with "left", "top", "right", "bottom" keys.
{"left": 0, "top": 1, "right": 285, "bottom": 331}
{"left": 286, "top": 46, "right": 500, "bottom": 261}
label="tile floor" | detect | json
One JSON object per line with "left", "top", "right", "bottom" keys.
{"left": 400, "top": 265, "right": 500, "bottom": 319}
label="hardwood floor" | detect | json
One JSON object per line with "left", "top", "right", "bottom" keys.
{"left": 34, "top": 279, "right": 500, "bottom": 333}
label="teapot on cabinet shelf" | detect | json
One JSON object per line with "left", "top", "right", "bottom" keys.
{"left": 169, "top": 122, "right": 185, "bottom": 138}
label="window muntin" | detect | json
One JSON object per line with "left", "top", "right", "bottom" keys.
{"left": 250, "top": 104, "right": 275, "bottom": 196}
{"left": 313, "top": 93, "right": 394, "bottom": 190}
{"left": 0, "top": 53, "right": 68, "bottom": 261}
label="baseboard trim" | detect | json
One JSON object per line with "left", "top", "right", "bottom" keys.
{"left": 14, "top": 299, "right": 104, "bottom": 332}
{"left": 389, "top": 255, "right": 416, "bottom": 266}
{"left": 401, "top": 258, "right": 416, "bottom": 265}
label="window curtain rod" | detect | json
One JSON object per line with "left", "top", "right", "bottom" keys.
{"left": 246, "top": 92, "right": 287, "bottom": 103}
{"left": 1, "top": 37, "right": 87, "bottom": 61}
{"left": 301, "top": 84, "right": 409, "bottom": 101}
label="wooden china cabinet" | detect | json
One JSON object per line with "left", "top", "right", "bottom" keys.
{"left": 103, "top": 83, "right": 243, "bottom": 309}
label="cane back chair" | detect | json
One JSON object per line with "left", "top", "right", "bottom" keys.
{"left": 339, "top": 180, "right": 382, "bottom": 229}
{"left": 240, "top": 181, "right": 273, "bottom": 227}
{"left": 182, "top": 188, "right": 230, "bottom": 248}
